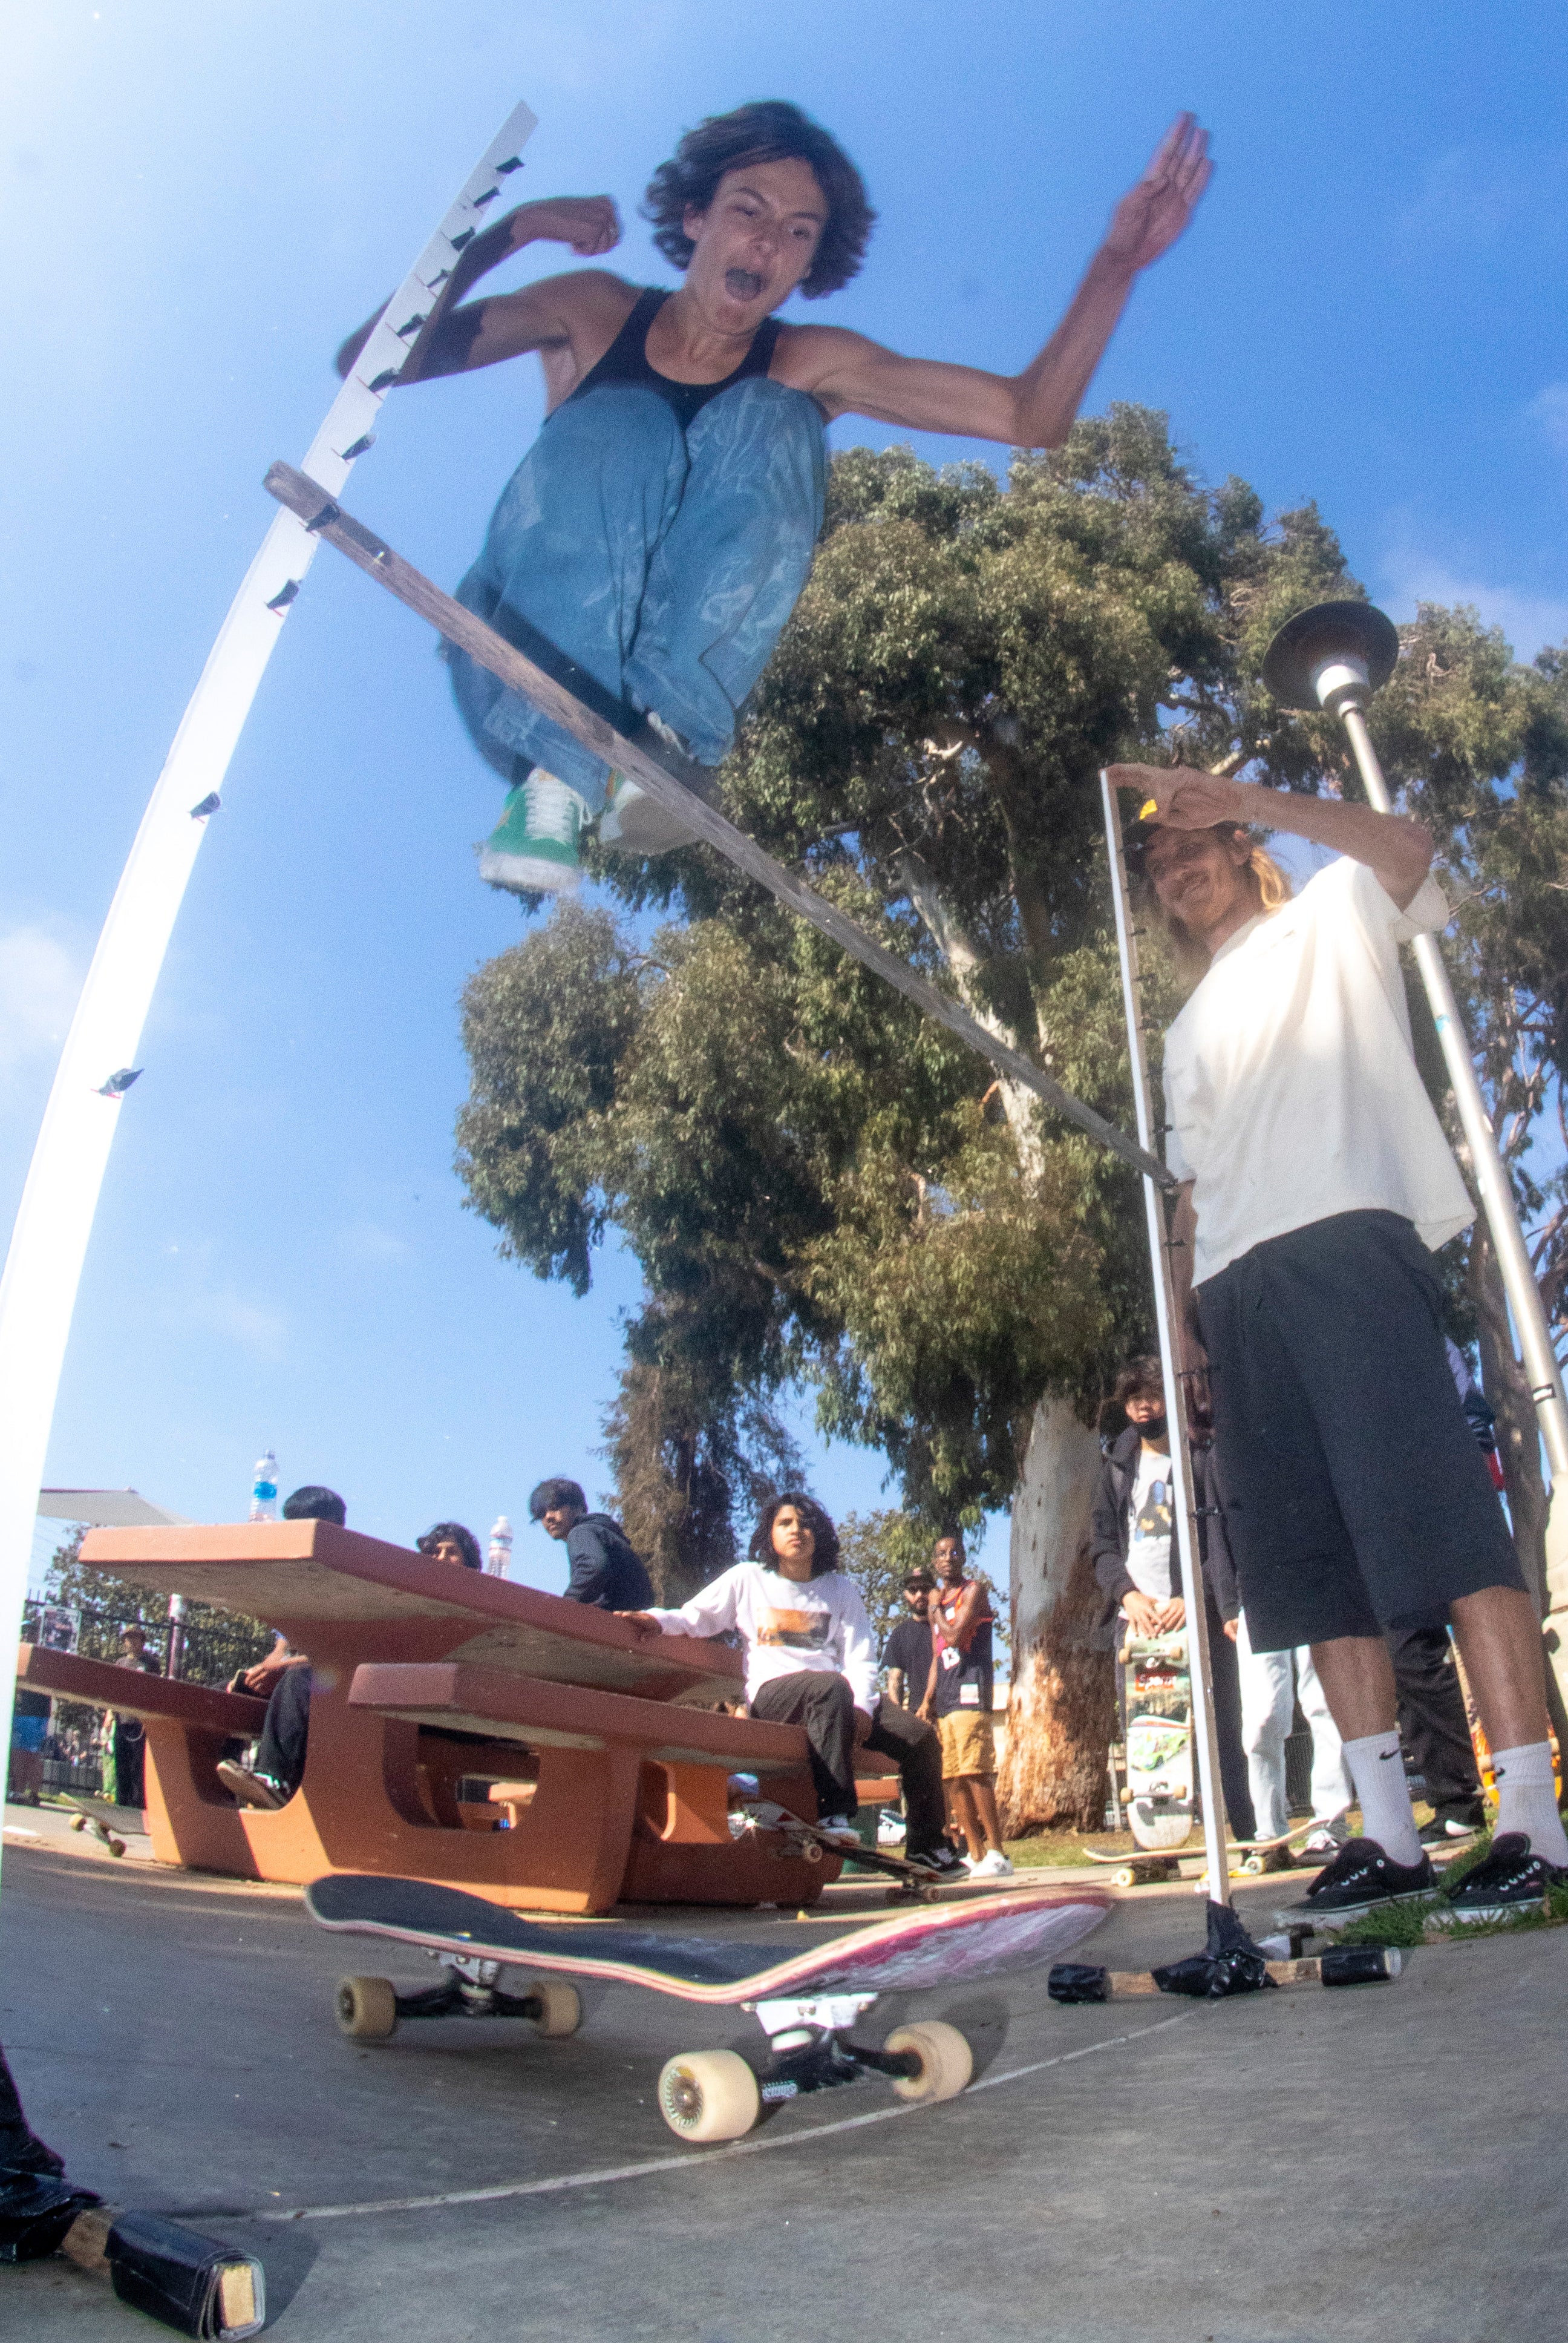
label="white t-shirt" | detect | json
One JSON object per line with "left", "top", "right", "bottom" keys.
{"left": 645, "top": 1563, "right": 878, "bottom": 1710}
{"left": 1123, "top": 1446, "right": 1175, "bottom": 1602}
{"left": 1163, "top": 855, "right": 1474, "bottom": 1286}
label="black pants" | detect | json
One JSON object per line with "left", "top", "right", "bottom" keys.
{"left": 256, "top": 1666, "right": 312, "bottom": 1794}
{"left": 111, "top": 1720, "right": 146, "bottom": 1810}
{"left": 1206, "top": 1602, "right": 1258, "bottom": 1843}
{"left": 1390, "top": 1627, "right": 1483, "bottom": 1823}
{"left": 750, "top": 1671, "right": 947, "bottom": 1857}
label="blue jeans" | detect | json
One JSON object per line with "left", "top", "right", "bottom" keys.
{"left": 448, "top": 377, "right": 826, "bottom": 812}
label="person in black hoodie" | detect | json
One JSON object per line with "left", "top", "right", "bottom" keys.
{"left": 1089, "top": 1356, "right": 1255, "bottom": 1843}
{"left": 529, "top": 1478, "right": 655, "bottom": 1610}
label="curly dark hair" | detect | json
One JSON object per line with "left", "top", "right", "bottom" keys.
{"left": 417, "top": 1521, "right": 483, "bottom": 1572}
{"left": 642, "top": 101, "right": 874, "bottom": 300}
{"left": 748, "top": 1490, "right": 840, "bottom": 1577}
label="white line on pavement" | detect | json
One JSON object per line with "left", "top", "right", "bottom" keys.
{"left": 254, "top": 2013, "right": 1192, "bottom": 2224}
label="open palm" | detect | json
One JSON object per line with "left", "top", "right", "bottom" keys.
{"left": 1103, "top": 113, "right": 1213, "bottom": 272}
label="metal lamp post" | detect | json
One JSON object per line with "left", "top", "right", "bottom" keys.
{"left": 1260, "top": 601, "right": 1568, "bottom": 1633}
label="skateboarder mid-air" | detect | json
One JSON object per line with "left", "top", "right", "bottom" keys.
{"left": 337, "top": 100, "right": 1211, "bottom": 891}
{"left": 1112, "top": 761, "right": 1568, "bottom": 1922}
{"left": 622, "top": 1492, "right": 965, "bottom": 1878}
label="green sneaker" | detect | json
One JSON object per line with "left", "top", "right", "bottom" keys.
{"left": 477, "top": 772, "right": 587, "bottom": 893}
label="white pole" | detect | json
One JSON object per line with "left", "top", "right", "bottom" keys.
{"left": 0, "top": 100, "right": 537, "bottom": 1874}
{"left": 1100, "top": 773, "right": 1232, "bottom": 1906}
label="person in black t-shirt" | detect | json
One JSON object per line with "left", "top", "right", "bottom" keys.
{"left": 919, "top": 1534, "right": 1013, "bottom": 1879}
{"left": 529, "top": 1478, "right": 655, "bottom": 1611}
{"left": 881, "top": 1573, "right": 936, "bottom": 1711}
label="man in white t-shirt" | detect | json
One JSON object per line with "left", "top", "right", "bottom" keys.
{"left": 622, "top": 1491, "right": 963, "bottom": 1878}
{"left": 1109, "top": 758, "right": 1563, "bottom": 1924}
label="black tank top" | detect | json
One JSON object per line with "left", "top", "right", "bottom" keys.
{"left": 563, "top": 286, "right": 782, "bottom": 433}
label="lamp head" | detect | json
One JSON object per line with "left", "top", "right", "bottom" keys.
{"left": 1260, "top": 600, "right": 1399, "bottom": 716}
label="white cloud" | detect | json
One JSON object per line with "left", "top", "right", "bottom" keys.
{"left": 1379, "top": 550, "right": 1568, "bottom": 664}
{"left": 339, "top": 1221, "right": 410, "bottom": 1265}
{"left": 184, "top": 1288, "right": 288, "bottom": 1363}
{"left": 1528, "top": 382, "right": 1568, "bottom": 455}
{"left": 1396, "top": 142, "right": 1568, "bottom": 253}
{"left": 0, "top": 925, "right": 83, "bottom": 1074}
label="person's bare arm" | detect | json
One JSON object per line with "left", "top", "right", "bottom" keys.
{"left": 334, "top": 195, "right": 623, "bottom": 384}
{"left": 1169, "top": 1178, "right": 1209, "bottom": 1411}
{"left": 780, "top": 115, "right": 1210, "bottom": 445}
{"left": 1109, "top": 765, "right": 1434, "bottom": 910}
{"left": 887, "top": 1668, "right": 907, "bottom": 1707}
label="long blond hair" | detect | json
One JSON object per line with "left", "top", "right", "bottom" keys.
{"left": 1142, "top": 828, "right": 1292, "bottom": 987}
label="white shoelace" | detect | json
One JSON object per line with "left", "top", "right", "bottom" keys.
{"left": 523, "top": 773, "right": 582, "bottom": 845}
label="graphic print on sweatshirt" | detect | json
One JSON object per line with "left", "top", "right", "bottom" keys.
{"left": 756, "top": 1604, "right": 836, "bottom": 1653}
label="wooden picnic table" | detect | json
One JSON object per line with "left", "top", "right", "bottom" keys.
{"left": 70, "top": 1522, "right": 845, "bottom": 1913}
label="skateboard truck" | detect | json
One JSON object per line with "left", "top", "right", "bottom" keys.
{"left": 736, "top": 1994, "right": 958, "bottom": 2115}
{"left": 335, "top": 1949, "right": 583, "bottom": 2039}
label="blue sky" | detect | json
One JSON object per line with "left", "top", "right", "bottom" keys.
{"left": 5, "top": 1, "right": 1566, "bottom": 1597}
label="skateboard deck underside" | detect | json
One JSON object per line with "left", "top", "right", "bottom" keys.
{"left": 305, "top": 1874, "right": 1109, "bottom": 2006}
{"left": 1123, "top": 1636, "right": 1194, "bottom": 1852}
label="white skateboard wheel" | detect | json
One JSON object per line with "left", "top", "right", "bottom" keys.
{"left": 884, "top": 2020, "right": 973, "bottom": 2104}
{"left": 526, "top": 1979, "right": 582, "bottom": 2038}
{"left": 658, "top": 2049, "right": 761, "bottom": 2142}
{"left": 335, "top": 1974, "right": 399, "bottom": 2040}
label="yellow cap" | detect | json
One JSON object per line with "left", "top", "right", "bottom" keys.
{"left": 1138, "top": 798, "right": 1158, "bottom": 821}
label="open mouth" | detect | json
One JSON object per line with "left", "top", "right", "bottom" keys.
{"left": 725, "top": 267, "right": 765, "bottom": 303}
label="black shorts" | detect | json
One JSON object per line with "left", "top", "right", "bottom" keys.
{"left": 1195, "top": 1210, "right": 1524, "bottom": 1652}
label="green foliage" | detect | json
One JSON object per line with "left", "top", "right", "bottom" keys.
{"left": 837, "top": 1510, "right": 944, "bottom": 1648}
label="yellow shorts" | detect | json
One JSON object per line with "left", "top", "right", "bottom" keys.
{"left": 937, "top": 1709, "right": 996, "bottom": 1780}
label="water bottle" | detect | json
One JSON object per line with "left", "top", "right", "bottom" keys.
{"left": 486, "top": 1515, "right": 514, "bottom": 1577}
{"left": 249, "top": 1450, "right": 278, "bottom": 1522}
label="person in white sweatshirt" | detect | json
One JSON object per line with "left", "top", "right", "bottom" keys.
{"left": 622, "top": 1491, "right": 963, "bottom": 1876}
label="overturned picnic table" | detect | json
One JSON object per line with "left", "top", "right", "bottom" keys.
{"left": 39, "top": 1521, "right": 893, "bottom": 1913}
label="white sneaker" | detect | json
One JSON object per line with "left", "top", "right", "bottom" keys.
{"left": 967, "top": 1848, "right": 1015, "bottom": 1879}
{"left": 815, "top": 1815, "right": 860, "bottom": 1844}
{"left": 599, "top": 770, "right": 699, "bottom": 855}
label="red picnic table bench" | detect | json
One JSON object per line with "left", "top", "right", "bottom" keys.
{"left": 47, "top": 1522, "right": 895, "bottom": 1913}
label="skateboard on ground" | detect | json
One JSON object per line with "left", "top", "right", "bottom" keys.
{"left": 738, "top": 1800, "right": 947, "bottom": 1904}
{"left": 304, "top": 1872, "right": 1109, "bottom": 2145}
{"left": 1120, "top": 1632, "right": 1194, "bottom": 1856}
{"left": 1084, "top": 1819, "right": 1334, "bottom": 1889}
{"left": 64, "top": 1793, "right": 143, "bottom": 1857}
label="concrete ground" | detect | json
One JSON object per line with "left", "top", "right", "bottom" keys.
{"left": 3, "top": 1799, "right": 1565, "bottom": 2342}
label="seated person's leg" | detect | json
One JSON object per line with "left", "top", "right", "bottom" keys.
{"left": 256, "top": 1664, "right": 312, "bottom": 1797}
{"left": 749, "top": 1669, "right": 858, "bottom": 1827}
{"left": 863, "top": 1695, "right": 950, "bottom": 1862}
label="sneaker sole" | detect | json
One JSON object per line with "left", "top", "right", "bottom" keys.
{"left": 1272, "top": 1887, "right": 1442, "bottom": 1927}
{"left": 600, "top": 802, "right": 697, "bottom": 854}
{"left": 1442, "top": 1895, "right": 1549, "bottom": 1925}
{"left": 478, "top": 846, "right": 580, "bottom": 893}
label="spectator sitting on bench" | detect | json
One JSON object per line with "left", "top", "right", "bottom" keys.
{"left": 218, "top": 1496, "right": 490, "bottom": 1809}
{"left": 529, "top": 1478, "right": 655, "bottom": 1610}
{"left": 621, "top": 1492, "right": 965, "bottom": 1878}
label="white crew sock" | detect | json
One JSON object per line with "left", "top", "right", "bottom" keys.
{"left": 1341, "top": 1730, "right": 1423, "bottom": 1867}
{"left": 1491, "top": 1743, "right": 1568, "bottom": 1866}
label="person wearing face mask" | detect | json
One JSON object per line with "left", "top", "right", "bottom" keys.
{"left": 1089, "top": 1357, "right": 1256, "bottom": 1844}
{"left": 335, "top": 102, "right": 1210, "bottom": 893}
{"left": 622, "top": 1490, "right": 963, "bottom": 1878}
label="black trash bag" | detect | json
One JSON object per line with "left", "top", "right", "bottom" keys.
{"left": 106, "top": 2210, "right": 266, "bottom": 2338}
{"left": 1048, "top": 1962, "right": 1111, "bottom": 2005}
{"left": 1151, "top": 1901, "right": 1277, "bottom": 2000}
{"left": 0, "top": 2169, "right": 102, "bottom": 2264}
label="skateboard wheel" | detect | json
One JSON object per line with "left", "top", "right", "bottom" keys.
{"left": 1112, "top": 1866, "right": 1138, "bottom": 1889}
{"left": 70, "top": 1814, "right": 87, "bottom": 1832}
{"left": 108, "top": 1838, "right": 126, "bottom": 1857}
{"left": 884, "top": 2020, "right": 972, "bottom": 2105}
{"left": 335, "top": 1974, "right": 399, "bottom": 2040}
{"left": 800, "top": 1840, "right": 825, "bottom": 1865}
{"left": 657, "top": 2049, "right": 761, "bottom": 2143}
{"left": 1243, "top": 1854, "right": 1264, "bottom": 1875}
{"left": 526, "top": 1980, "right": 582, "bottom": 2039}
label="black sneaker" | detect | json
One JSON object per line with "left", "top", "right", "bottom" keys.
{"left": 904, "top": 1843, "right": 967, "bottom": 1879}
{"left": 216, "top": 1760, "right": 289, "bottom": 1812}
{"left": 1440, "top": 1832, "right": 1568, "bottom": 1922}
{"left": 1273, "top": 1837, "right": 1437, "bottom": 1925}
{"left": 1417, "top": 1814, "right": 1480, "bottom": 1850}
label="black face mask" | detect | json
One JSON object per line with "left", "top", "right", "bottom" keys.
{"left": 1134, "top": 1408, "right": 1168, "bottom": 1438}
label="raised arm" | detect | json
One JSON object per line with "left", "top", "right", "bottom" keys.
{"left": 333, "top": 195, "right": 624, "bottom": 384}
{"left": 1109, "top": 765, "right": 1435, "bottom": 910}
{"left": 785, "top": 114, "right": 1211, "bottom": 446}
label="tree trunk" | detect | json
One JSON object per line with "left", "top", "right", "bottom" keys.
{"left": 1469, "top": 1216, "right": 1550, "bottom": 1614}
{"left": 997, "top": 1391, "right": 1114, "bottom": 1835}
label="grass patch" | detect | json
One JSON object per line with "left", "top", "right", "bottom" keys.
{"left": 1328, "top": 1835, "right": 1568, "bottom": 1947}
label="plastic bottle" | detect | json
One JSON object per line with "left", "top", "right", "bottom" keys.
{"left": 486, "top": 1515, "right": 514, "bottom": 1577}
{"left": 249, "top": 1450, "right": 278, "bottom": 1522}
